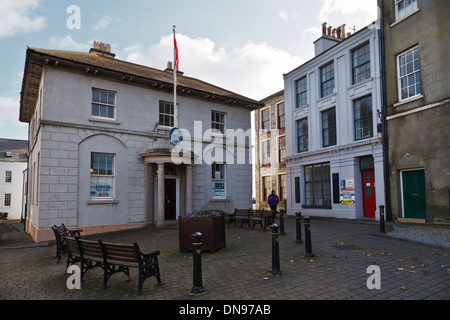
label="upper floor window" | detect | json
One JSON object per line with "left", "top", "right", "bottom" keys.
{"left": 261, "top": 140, "right": 270, "bottom": 166}
{"left": 5, "top": 171, "right": 12, "bottom": 183}
{"left": 296, "top": 118, "right": 308, "bottom": 153}
{"left": 296, "top": 77, "right": 308, "bottom": 107}
{"left": 322, "top": 108, "right": 336, "bottom": 147}
{"left": 278, "top": 135, "right": 286, "bottom": 163}
{"left": 395, "top": 0, "right": 418, "bottom": 21}
{"left": 92, "top": 89, "right": 115, "bottom": 119}
{"left": 277, "top": 102, "right": 285, "bottom": 130}
{"left": 397, "top": 47, "right": 421, "bottom": 101}
{"left": 211, "top": 111, "right": 226, "bottom": 134}
{"left": 320, "top": 62, "right": 335, "bottom": 98}
{"left": 159, "top": 101, "right": 174, "bottom": 127}
{"left": 352, "top": 42, "right": 371, "bottom": 84}
{"left": 261, "top": 108, "right": 270, "bottom": 131}
{"left": 354, "top": 95, "right": 373, "bottom": 140}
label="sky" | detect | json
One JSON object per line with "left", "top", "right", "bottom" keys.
{"left": 0, "top": 0, "right": 377, "bottom": 141}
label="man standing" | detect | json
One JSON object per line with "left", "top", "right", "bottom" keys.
{"left": 268, "top": 190, "right": 279, "bottom": 212}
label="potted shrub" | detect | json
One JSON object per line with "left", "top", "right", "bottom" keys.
{"left": 178, "top": 210, "right": 226, "bottom": 253}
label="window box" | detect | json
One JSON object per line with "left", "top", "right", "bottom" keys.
{"left": 178, "top": 212, "right": 226, "bottom": 253}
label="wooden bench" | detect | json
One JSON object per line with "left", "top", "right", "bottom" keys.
{"left": 229, "top": 208, "right": 252, "bottom": 228}
{"left": 65, "top": 236, "right": 161, "bottom": 295}
{"left": 230, "top": 209, "right": 274, "bottom": 231}
{"left": 260, "top": 210, "right": 276, "bottom": 231}
{"left": 51, "top": 223, "right": 82, "bottom": 263}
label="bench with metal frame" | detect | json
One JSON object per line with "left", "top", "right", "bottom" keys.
{"left": 65, "top": 236, "right": 161, "bottom": 295}
{"left": 51, "top": 223, "right": 82, "bottom": 263}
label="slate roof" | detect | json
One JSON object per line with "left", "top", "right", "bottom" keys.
{"left": 20, "top": 47, "right": 263, "bottom": 122}
{"left": 0, "top": 139, "right": 28, "bottom": 162}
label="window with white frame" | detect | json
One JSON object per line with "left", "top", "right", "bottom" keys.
{"left": 395, "top": 0, "right": 418, "bottom": 21}
{"left": 212, "top": 162, "right": 226, "bottom": 198}
{"left": 278, "top": 135, "right": 286, "bottom": 163}
{"left": 211, "top": 111, "right": 226, "bottom": 134}
{"left": 261, "top": 140, "right": 270, "bottom": 166}
{"left": 354, "top": 95, "right": 373, "bottom": 140}
{"left": 277, "top": 102, "right": 285, "bottom": 130}
{"left": 5, "top": 171, "right": 12, "bottom": 183}
{"left": 159, "top": 101, "right": 175, "bottom": 127}
{"left": 92, "top": 89, "right": 116, "bottom": 119}
{"left": 262, "top": 176, "right": 271, "bottom": 202}
{"left": 296, "top": 118, "right": 308, "bottom": 153}
{"left": 320, "top": 62, "right": 335, "bottom": 98}
{"left": 322, "top": 108, "right": 336, "bottom": 147}
{"left": 4, "top": 193, "right": 11, "bottom": 207}
{"left": 278, "top": 174, "right": 286, "bottom": 200}
{"left": 90, "top": 153, "right": 115, "bottom": 199}
{"left": 397, "top": 47, "right": 421, "bottom": 101}
{"left": 296, "top": 77, "right": 308, "bottom": 108}
{"left": 352, "top": 42, "right": 371, "bottom": 84}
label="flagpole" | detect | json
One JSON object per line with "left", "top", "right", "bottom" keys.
{"left": 173, "top": 25, "right": 177, "bottom": 127}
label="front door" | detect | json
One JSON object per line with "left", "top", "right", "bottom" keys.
{"left": 165, "top": 178, "right": 177, "bottom": 220}
{"left": 362, "top": 170, "right": 376, "bottom": 218}
{"left": 402, "top": 169, "right": 426, "bottom": 219}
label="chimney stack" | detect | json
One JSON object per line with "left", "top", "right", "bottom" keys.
{"left": 89, "top": 41, "right": 116, "bottom": 58}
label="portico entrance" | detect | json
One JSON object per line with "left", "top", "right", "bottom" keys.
{"left": 141, "top": 149, "right": 195, "bottom": 227}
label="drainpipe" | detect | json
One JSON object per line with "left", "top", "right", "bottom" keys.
{"left": 378, "top": 0, "right": 392, "bottom": 221}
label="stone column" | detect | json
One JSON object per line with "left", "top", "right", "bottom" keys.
{"left": 144, "top": 164, "right": 153, "bottom": 224}
{"left": 157, "top": 162, "right": 165, "bottom": 226}
{"left": 185, "top": 164, "right": 193, "bottom": 214}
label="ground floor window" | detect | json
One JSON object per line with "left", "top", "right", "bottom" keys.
{"left": 262, "top": 176, "right": 271, "bottom": 201}
{"left": 90, "top": 153, "right": 115, "bottom": 199}
{"left": 3, "top": 193, "right": 11, "bottom": 207}
{"left": 279, "top": 174, "right": 286, "bottom": 200}
{"left": 304, "top": 162, "right": 331, "bottom": 208}
{"left": 212, "top": 162, "right": 226, "bottom": 198}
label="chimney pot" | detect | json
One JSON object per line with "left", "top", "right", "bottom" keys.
{"left": 322, "top": 22, "right": 327, "bottom": 35}
{"left": 341, "top": 24, "right": 346, "bottom": 39}
{"left": 327, "top": 26, "right": 332, "bottom": 36}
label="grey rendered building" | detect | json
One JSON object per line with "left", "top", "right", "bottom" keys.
{"left": 379, "top": 0, "right": 450, "bottom": 224}
{"left": 19, "top": 43, "right": 261, "bottom": 242}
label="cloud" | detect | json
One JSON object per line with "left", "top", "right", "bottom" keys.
{"left": 93, "top": 14, "right": 121, "bottom": 31}
{"left": 318, "top": 0, "right": 377, "bottom": 29}
{"left": 123, "top": 34, "right": 302, "bottom": 100}
{"left": 279, "top": 10, "right": 298, "bottom": 21}
{"left": 49, "top": 35, "right": 92, "bottom": 51}
{"left": 0, "top": 0, "right": 46, "bottom": 38}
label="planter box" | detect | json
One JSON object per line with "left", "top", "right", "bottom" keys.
{"left": 178, "top": 214, "right": 226, "bottom": 252}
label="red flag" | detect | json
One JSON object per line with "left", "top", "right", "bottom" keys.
{"left": 174, "top": 34, "right": 179, "bottom": 67}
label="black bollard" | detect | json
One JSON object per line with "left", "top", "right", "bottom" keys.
{"left": 191, "top": 232, "right": 204, "bottom": 293}
{"left": 279, "top": 209, "right": 285, "bottom": 235}
{"left": 295, "top": 211, "right": 302, "bottom": 243}
{"left": 270, "top": 224, "right": 282, "bottom": 276}
{"left": 303, "top": 216, "right": 313, "bottom": 257}
{"left": 379, "top": 205, "right": 386, "bottom": 234}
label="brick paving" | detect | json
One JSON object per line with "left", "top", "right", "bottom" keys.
{"left": 0, "top": 217, "right": 449, "bottom": 302}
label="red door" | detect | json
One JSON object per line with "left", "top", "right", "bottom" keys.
{"left": 362, "top": 170, "right": 376, "bottom": 218}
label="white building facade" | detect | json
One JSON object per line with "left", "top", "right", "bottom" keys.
{"left": 284, "top": 23, "right": 385, "bottom": 220}
{"left": 0, "top": 139, "right": 28, "bottom": 220}
{"left": 20, "top": 44, "right": 260, "bottom": 242}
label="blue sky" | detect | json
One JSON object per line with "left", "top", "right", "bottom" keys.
{"left": 0, "top": 0, "right": 377, "bottom": 140}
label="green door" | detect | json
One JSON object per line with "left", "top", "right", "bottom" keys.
{"left": 402, "top": 170, "right": 426, "bottom": 219}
